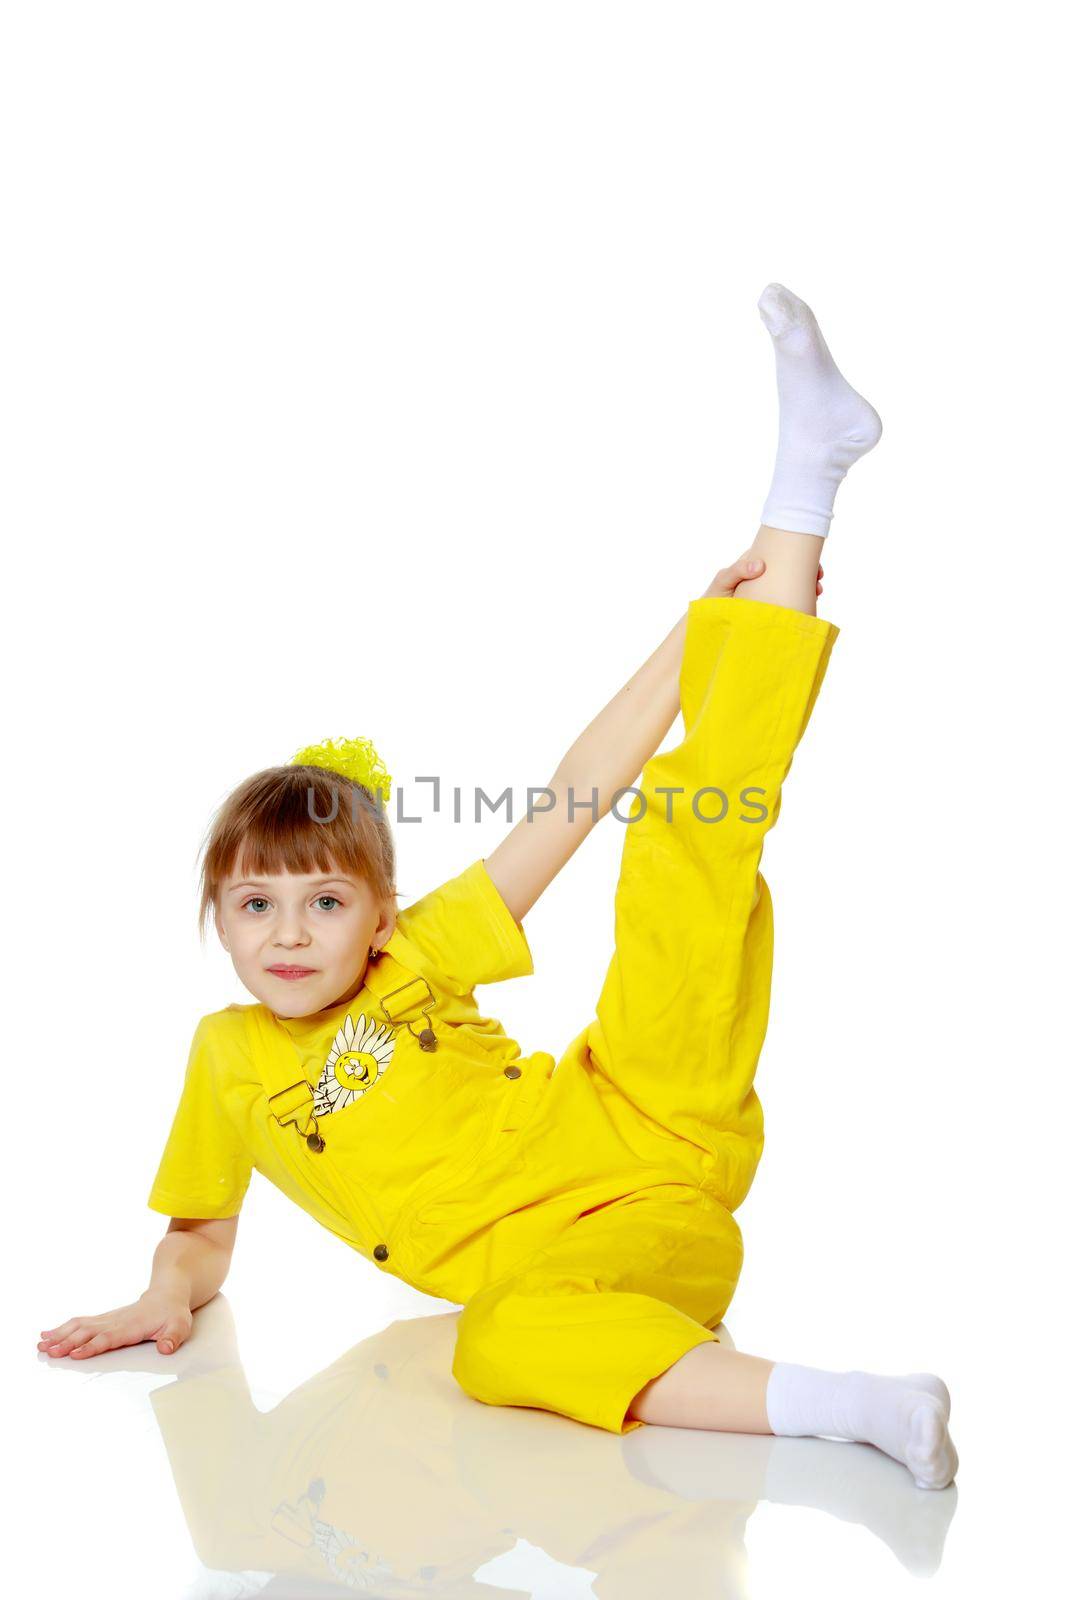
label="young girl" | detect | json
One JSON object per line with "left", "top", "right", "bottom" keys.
{"left": 39, "top": 284, "right": 958, "bottom": 1492}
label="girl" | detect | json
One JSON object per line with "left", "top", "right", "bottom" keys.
{"left": 39, "top": 284, "right": 958, "bottom": 1492}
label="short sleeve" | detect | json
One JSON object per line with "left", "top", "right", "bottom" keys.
{"left": 394, "top": 856, "right": 534, "bottom": 993}
{"left": 147, "top": 1014, "right": 253, "bottom": 1219}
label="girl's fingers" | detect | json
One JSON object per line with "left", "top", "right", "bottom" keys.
{"left": 41, "top": 1330, "right": 85, "bottom": 1356}
{"left": 65, "top": 1322, "right": 104, "bottom": 1348}
{"left": 725, "top": 557, "right": 764, "bottom": 590}
{"left": 71, "top": 1332, "right": 115, "bottom": 1359}
{"left": 703, "top": 554, "right": 766, "bottom": 598}
{"left": 40, "top": 1319, "right": 79, "bottom": 1341}
{"left": 156, "top": 1315, "right": 189, "bottom": 1354}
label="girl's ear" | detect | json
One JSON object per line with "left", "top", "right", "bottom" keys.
{"left": 376, "top": 902, "right": 397, "bottom": 949}
{"left": 215, "top": 907, "right": 231, "bottom": 954}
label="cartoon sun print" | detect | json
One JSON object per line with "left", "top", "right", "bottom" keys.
{"left": 313, "top": 1012, "right": 397, "bottom": 1117}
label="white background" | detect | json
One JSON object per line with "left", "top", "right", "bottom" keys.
{"left": 4, "top": 3, "right": 1063, "bottom": 1596}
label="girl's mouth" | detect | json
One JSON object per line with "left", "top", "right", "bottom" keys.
{"left": 267, "top": 965, "right": 318, "bottom": 980}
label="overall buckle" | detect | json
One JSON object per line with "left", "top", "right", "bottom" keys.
{"left": 379, "top": 976, "right": 439, "bottom": 1051}
{"left": 268, "top": 1080, "right": 326, "bottom": 1153}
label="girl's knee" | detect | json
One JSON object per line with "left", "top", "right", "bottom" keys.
{"left": 452, "top": 1276, "right": 534, "bottom": 1405}
{"left": 452, "top": 1265, "right": 601, "bottom": 1405}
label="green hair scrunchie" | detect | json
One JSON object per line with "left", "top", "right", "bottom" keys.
{"left": 289, "top": 735, "right": 392, "bottom": 802}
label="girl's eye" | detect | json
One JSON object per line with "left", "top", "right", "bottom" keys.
{"left": 245, "top": 898, "right": 270, "bottom": 914}
{"left": 316, "top": 895, "right": 341, "bottom": 911}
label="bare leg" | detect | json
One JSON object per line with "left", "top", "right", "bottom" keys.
{"left": 628, "top": 1342, "right": 774, "bottom": 1432}
{"left": 627, "top": 1341, "right": 958, "bottom": 1491}
{"left": 726, "top": 524, "right": 826, "bottom": 616}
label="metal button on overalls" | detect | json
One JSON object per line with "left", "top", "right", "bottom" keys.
{"left": 503, "top": 1065, "right": 522, "bottom": 1079}
{"left": 373, "top": 1244, "right": 389, "bottom": 1262}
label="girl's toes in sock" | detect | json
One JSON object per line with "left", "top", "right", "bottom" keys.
{"left": 904, "top": 1398, "right": 958, "bottom": 1491}
{"left": 757, "top": 282, "right": 818, "bottom": 348}
{"left": 907, "top": 1372, "right": 952, "bottom": 1420}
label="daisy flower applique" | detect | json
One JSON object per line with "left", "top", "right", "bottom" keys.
{"left": 313, "top": 1012, "right": 396, "bottom": 1117}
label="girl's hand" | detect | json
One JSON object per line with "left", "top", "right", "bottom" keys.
{"left": 703, "top": 555, "right": 824, "bottom": 597}
{"left": 704, "top": 554, "right": 767, "bottom": 597}
{"left": 38, "top": 1290, "right": 193, "bottom": 1360}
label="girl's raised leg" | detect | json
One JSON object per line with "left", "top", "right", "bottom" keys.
{"left": 630, "top": 289, "right": 955, "bottom": 1490}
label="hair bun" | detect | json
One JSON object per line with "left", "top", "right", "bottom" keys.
{"left": 289, "top": 736, "right": 392, "bottom": 801}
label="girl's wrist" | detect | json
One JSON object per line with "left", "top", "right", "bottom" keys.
{"left": 140, "top": 1281, "right": 189, "bottom": 1312}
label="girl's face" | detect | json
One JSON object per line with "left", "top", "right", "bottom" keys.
{"left": 215, "top": 862, "right": 395, "bottom": 1018}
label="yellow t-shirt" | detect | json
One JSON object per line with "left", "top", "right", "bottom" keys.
{"left": 147, "top": 856, "right": 536, "bottom": 1227}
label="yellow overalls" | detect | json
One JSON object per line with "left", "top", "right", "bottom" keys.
{"left": 148, "top": 595, "right": 838, "bottom": 1436}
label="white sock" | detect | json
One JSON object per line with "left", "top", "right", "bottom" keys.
{"left": 758, "top": 282, "right": 883, "bottom": 537}
{"left": 764, "top": 1362, "right": 958, "bottom": 1491}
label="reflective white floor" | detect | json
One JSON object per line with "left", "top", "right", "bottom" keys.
{"left": 29, "top": 1282, "right": 1050, "bottom": 1599}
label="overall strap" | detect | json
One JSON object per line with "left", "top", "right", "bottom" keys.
{"left": 243, "top": 1005, "right": 318, "bottom": 1133}
{"left": 360, "top": 940, "right": 441, "bottom": 1050}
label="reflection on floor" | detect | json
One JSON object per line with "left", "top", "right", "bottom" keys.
{"left": 42, "top": 1295, "right": 957, "bottom": 1597}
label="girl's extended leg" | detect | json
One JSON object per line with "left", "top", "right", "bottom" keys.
{"left": 628, "top": 1343, "right": 958, "bottom": 1492}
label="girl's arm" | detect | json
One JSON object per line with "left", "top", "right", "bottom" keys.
{"left": 147, "top": 1216, "right": 240, "bottom": 1320}
{"left": 38, "top": 1215, "right": 238, "bottom": 1361}
{"left": 484, "top": 550, "right": 797, "bottom": 926}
